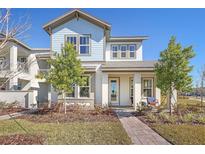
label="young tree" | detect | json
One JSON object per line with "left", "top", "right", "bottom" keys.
{"left": 44, "top": 43, "right": 85, "bottom": 113}
{"left": 155, "top": 36, "right": 195, "bottom": 115}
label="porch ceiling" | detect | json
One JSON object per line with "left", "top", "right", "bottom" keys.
{"left": 101, "top": 61, "right": 157, "bottom": 72}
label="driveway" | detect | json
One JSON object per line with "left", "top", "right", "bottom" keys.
{"left": 115, "top": 110, "right": 171, "bottom": 145}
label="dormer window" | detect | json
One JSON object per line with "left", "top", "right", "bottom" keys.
{"left": 79, "top": 35, "right": 90, "bottom": 55}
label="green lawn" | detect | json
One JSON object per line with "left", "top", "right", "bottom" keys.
{"left": 151, "top": 124, "right": 205, "bottom": 145}
{"left": 0, "top": 119, "right": 132, "bottom": 144}
{"left": 141, "top": 98, "right": 205, "bottom": 145}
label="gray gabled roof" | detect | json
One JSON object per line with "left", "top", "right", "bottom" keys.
{"left": 101, "top": 61, "right": 157, "bottom": 72}
{"left": 43, "top": 9, "right": 111, "bottom": 34}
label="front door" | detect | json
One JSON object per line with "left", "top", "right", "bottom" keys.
{"left": 109, "top": 78, "right": 119, "bottom": 106}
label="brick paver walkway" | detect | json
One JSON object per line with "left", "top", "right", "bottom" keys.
{"left": 116, "top": 110, "right": 171, "bottom": 145}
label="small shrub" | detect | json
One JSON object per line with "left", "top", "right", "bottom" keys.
{"left": 0, "top": 101, "right": 7, "bottom": 109}
{"left": 158, "top": 112, "right": 177, "bottom": 124}
{"left": 181, "top": 113, "right": 195, "bottom": 123}
{"left": 146, "top": 113, "right": 159, "bottom": 123}
{"left": 195, "top": 114, "right": 205, "bottom": 124}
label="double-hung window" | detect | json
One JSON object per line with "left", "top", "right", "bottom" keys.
{"left": 79, "top": 76, "right": 90, "bottom": 98}
{"left": 120, "top": 45, "right": 127, "bottom": 58}
{"left": 112, "top": 45, "right": 118, "bottom": 58}
{"left": 79, "top": 35, "right": 90, "bottom": 55}
{"left": 143, "top": 79, "right": 153, "bottom": 97}
{"left": 66, "top": 85, "right": 75, "bottom": 98}
{"left": 67, "top": 36, "right": 77, "bottom": 50}
{"left": 129, "top": 44, "right": 136, "bottom": 58}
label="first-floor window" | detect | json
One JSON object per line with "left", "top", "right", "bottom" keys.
{"left": 130, "top": 77, "right": 134, "bottom": 98}
{"left": 143, "top": 79, "right": 153, "bottom": 97}
{"left": 79, "top": 76, "right": 90, "bottom": 97}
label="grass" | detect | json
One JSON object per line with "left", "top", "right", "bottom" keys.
{"left": 151, "top": 124, "right": 205, "bottom": 145}
{"left": 141, "top": 97, "right": 205, "bottom": 145}
{"left": 0, "top": 119, "right": 132, "bottom": 144}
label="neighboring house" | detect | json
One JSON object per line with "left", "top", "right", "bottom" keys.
{"left": 0, "top": 9, "right": 161, "bottom": 109}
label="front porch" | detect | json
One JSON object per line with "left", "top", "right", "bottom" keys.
{"left": 101, "top": 72, "right": 160, "bottom": 110}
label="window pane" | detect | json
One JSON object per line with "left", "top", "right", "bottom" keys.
{"left": 121, "top": 52, "right": 126, "bottom": 58}
{"left": 121, "top": 45, "right": 127, "bottom": 51}
{"left": 80, "top": 87, "right": 90, "bottom": 97}
{"left": 113, "top": 52, "right": 117, "bottom": 58}
{"left": 67, "top": 37, "right": 76, "bottom": 44}
{"left": 130, "top": 52, "right": 135, "bottom": 58}
{"left": 81, "top": 76, "right": 89, "bottom": 86}
{"left": 112, "top": 45, "right": 118, "bottom": 51}
{"left": 80, "top": 46, "right": 89, "bottom": 54}
{"left": 80, "top": 36, "right": 89, "bottom": 44}
{"left": 143, "top": 89, "right": 152, "bottom": 97}
{"left": 129, "top": 45, "right": 136, "bottom": 51}
{"left": 144, "top": 80, "right": 152, "bottom": 88}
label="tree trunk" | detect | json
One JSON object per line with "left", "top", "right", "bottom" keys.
{"left": 62, "top": 91, "right": 66, "bottom": 114}
{"left": 169, "top": 90, "right": 173, "bottom": 116}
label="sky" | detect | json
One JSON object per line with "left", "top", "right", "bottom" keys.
{"left": 11, "top": 8, "right": 205, "bottom": 85}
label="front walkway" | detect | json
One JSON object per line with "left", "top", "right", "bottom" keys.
{"left": 0, "top": 110, "right": 35, "bottom": 120}
{"left": 115, "top": 109, "right": 171, "bottom": 145}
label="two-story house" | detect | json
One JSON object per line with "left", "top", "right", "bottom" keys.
{"left": 0, "top": 9, "right": 161, "bottom": 109}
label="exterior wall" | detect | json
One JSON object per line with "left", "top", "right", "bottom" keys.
{"left": 52, "top": 18, "right": 105, "bottom": 61}
{"left": 105, "top": 42, "right": 143, "bottom": 61}
{"left": 0, "top": 90, "right": 38, "bottom": 108}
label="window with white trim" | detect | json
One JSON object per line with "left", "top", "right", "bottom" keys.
{"left": 143, "top": 79, "right": 153, "bottom": 97}
{"left": 129, "top": 44, "right": 136, "bottom": 58}
{"left": 79, "top": 76, "right": 90, "bottom": 97}
{"left": 66, "top": 36, "right": 77, "bottom": 50}
{"left": 120, "top": 45, "right": 127, "bottom": 58}
{"left": 79, "top": 35, "right": 90, "bottom": 55}
{"left": 0, "top": 57, "right": 5, "bottom": 65}
{"left": 111, "top": 45, "right": 118, "bottom": 58}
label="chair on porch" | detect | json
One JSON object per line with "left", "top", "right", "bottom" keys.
{"left": 146, "top": 97, "right": 159, "bottom": 107}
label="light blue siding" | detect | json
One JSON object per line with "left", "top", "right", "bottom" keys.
{"left": 52, "top": 18, "right": 104, "bottom": 61}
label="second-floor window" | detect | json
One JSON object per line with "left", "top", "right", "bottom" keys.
{"left": 129, "top": 44, "right": 136, "bottom": 58}
{"left": 120, "top": 45, "right": 127, "bottom": 58}
{"left": 111, "top": 44, "right": 137, "bottom": 59}
{"left": 67, "top": 36, "right": 77, "bottom": 50}
{"left": 112, "top": 45, "right": 118, "bottom": 58}
{"left": 66, "top": 34, "right": 90, "bottom": 55}
{"left": 80, "top": 35, "right": 90, "bottom": 55}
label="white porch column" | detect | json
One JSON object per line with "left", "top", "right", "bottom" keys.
{"left": 48, "top": 84, "right": 52, "bottom": 107}
{"left": 9, "top": 45, "right": 18, "bottom": 90}
{"left": 133, "top": 73, "right": 141, "bottom": 111}
{"left": 156, "top": 87, "right": 161, "bottom": 105}
{"left": 102, "top": 73, "right": 108, "bottom": 107}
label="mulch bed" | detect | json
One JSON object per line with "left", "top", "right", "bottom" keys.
{"left": 0, "top": 134, "right": 45, "bottom": 145}
{"left": 18, "top": 108, "right": 118, "bottom": 123}
{"left": 0, "top": 108, "right": 28, "bottom": 116}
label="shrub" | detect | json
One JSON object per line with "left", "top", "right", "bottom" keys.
{"left": 146, "top": 113, "right": 159, "bottom": 123}
{"left": 181, "top": 113, "right": 195, "bottom": 123}
{"left": 158, "top": 112, "right": 177, "bottom": 124}
{"left": 0, "top": 101, "right": 7, "bottom": 109}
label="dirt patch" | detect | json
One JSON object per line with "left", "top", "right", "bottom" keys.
{"left": 0, "top": 134, "right": 45, "bottom": 145}
{"left": 18, "top": 108, "right": 118, "bottom": 123}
